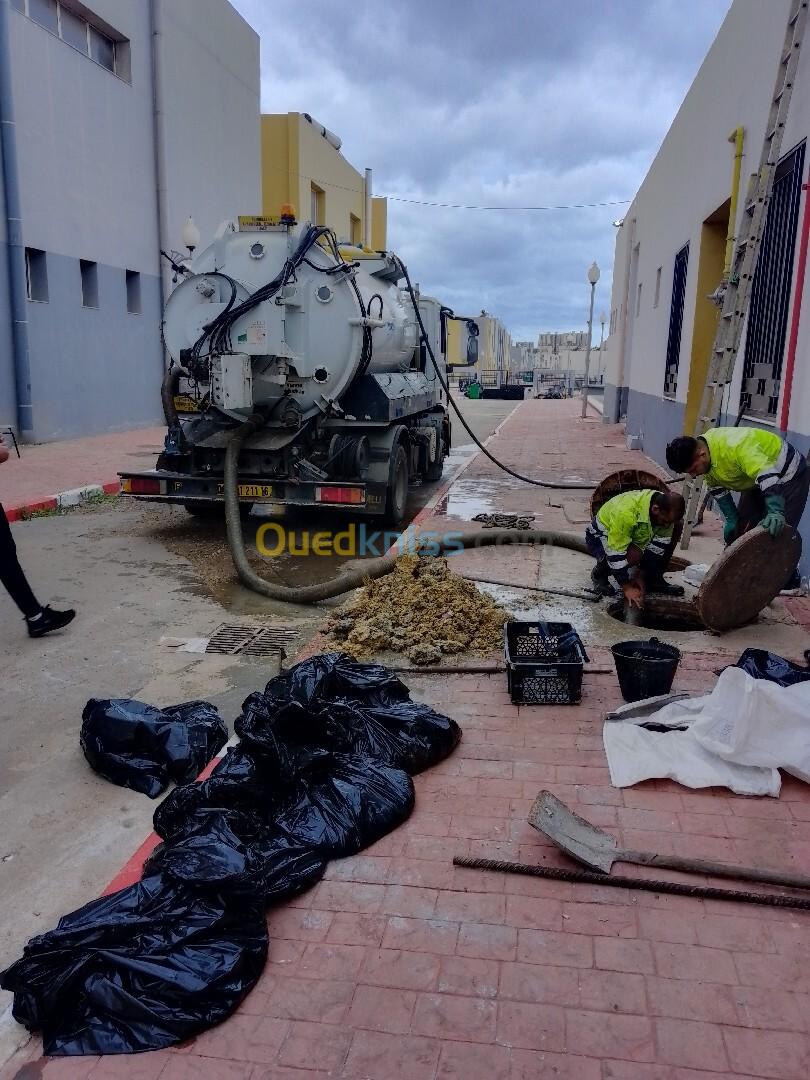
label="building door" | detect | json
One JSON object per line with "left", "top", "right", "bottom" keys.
{"left": 663, "top": 243, "right": 689, "bottom": 398}
{"left": 739, "top": 140, "right": 806, "bottom": 419}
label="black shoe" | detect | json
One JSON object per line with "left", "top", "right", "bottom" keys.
{"left": 589, "top": 568, "right": 615, "bottom": 597}
{"left": 26, "top": 605, "right": 76, "bottom": 638}
{"left": 646, "top": 579, "right": 685, "bottom": 598}
{"left": 780, "top": 570, "right": 802, "bottom": 596}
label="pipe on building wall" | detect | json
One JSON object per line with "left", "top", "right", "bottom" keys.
{"left": 149, "top": 0, "right": 168, "bottom": 350}
{"left": 364, "top": 168, "right": 372, "bottom": 248}
{"left": 0, "top": 0, "right": 33, "bottom": 437}
{"left": 724, "top": 127, "right": 745, "bottom": 275}
{"left": 778, "top": 181, "right": 809, "bottom": 434}
{"left": 611, "top": 216, "right": 637, "bottom": 421}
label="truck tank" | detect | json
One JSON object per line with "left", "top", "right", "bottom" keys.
{"left": 120, "top": 216, "right": 452, "bottom": 524}
{"left": 162, "top": 219, "right": 419, "bottom": 421}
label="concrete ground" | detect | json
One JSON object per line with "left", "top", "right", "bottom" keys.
{"left": 0, "top": 398, "right": 516, "bottom": 1068}
{"left": 3, "top": 397, "right": 810, "bottom": 1079}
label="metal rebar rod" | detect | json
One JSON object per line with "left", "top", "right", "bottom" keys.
{"left": 461, "top": 575, "right": 599, "bottom": 602}
{"left": 452, "top": 856, "right": 810, "bottom": 911}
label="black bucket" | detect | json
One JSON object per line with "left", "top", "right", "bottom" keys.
{"left": 611, "top": 637, "right": 681, "bottom": 702}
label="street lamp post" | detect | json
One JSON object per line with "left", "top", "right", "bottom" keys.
{"left": 581, "top": 261, "right": 600, "bottom": 418}
{"left": 597, "top": 310, "right": 606, "bottom": 381}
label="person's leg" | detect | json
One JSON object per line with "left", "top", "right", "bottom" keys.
{"left": 585, "top": 524, "right": 611, "bottom": 593}
{"left": 781, "top": 458, "right": 810, "bottom": 530}
{"left": 0, "top": 506, "right": 42, "bottom": 618}
{"left": 640, "top": 524, "right": 685, "bottom": 596}
{"left": 735, "top": 488, "right": 764, "bottom": 536}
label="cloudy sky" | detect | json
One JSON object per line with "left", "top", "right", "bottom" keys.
{"left": 232, "top": 0, "right": 731, "bottom": 342}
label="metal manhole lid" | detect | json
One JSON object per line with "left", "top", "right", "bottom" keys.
{"left": 590, "top": 469, "right": 670, "bottom": 519}
{"left": 697, "top": 526, "right": 802, "bottom": 632}
{"left": 206, "top": 622, "right": 299, "bottom": 656}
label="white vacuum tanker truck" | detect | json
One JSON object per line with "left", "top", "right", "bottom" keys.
{"left": 119, "top": 214, "right": 461, "bottom": 524}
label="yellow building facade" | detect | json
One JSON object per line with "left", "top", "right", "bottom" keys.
{"left": 261, "top": 113, "right": 387, "bottom": 249}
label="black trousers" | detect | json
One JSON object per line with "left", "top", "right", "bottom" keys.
{"left": 733, "top": 461, "right": 810, "bottom": 535}
{"left": 0, "top": 504, "right": 41, "bottom": 618}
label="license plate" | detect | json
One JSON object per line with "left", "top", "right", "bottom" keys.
{"left": 237, "top": 484, "right": 273, "bottom": 498}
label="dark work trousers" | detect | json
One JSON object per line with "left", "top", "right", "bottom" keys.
{"left": 734, "top": 458, "right": 810, "bottom": 535}
{"left": 0, "top": 504, "right": 41, "bottom": 618}
{"left": 587, "top": 523, "right": 680, "bottom": 586}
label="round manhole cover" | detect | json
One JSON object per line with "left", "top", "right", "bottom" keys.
{"left": 590, "top": 469, "right": 670, "bottom": 519}
{"left": 697, "top": 525, "right": 802, "bottom": 632}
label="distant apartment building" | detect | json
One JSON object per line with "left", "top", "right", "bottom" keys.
{"left": 602, "top": 0, "right": 809, "bottom": 482}
{"left": 535, "top": 331, "right": 591, "bottom": 374}
{"left": 261, "top": 112, "right": 387, "bottom": 248}
{"left": 0, "top": 0, "right": 261, "bottom": 442}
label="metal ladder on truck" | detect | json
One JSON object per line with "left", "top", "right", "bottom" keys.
{"left": 681, "top": 0, "right": 807, "bottom": 548}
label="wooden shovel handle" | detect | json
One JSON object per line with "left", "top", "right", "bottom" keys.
{"left": 623, "top": 850, "right": 810, "bottom": 891}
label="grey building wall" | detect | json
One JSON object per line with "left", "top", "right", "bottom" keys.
{"left": 0, "top": 158, "right": 15, "bottom": 430}
{"left": 5, "top": 0, "right": 260, "bottom": 442}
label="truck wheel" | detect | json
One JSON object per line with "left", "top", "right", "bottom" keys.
{"left": 424, "top": 421, "right": 448, "bottom": 482}
{"left": 384, "top": 444, "right": 409, "bottom": 525}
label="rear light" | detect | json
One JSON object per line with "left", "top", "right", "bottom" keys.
{"left": 315, "top": 486, "right": 365, "bottom": 505}
{"left": 123, "top": 477, "right": 163, "bottom": 495}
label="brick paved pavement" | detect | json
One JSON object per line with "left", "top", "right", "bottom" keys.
{"left": 5, "top": 399, "right": 810, "bottom": 1080}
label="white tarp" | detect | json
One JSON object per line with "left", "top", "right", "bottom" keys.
{"left": 603, "top": 667, "right": 810, "bottom": 797}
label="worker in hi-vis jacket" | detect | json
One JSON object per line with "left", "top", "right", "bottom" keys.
{"left": 666, "top": 426, "right": 809, "bottom": 590}
{"left": 585, "top": 488, "right": 686, "bottom": 611}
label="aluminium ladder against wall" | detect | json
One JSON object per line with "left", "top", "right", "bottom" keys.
{"left": 680, "top": 0, "right": 807, "bottom": 549}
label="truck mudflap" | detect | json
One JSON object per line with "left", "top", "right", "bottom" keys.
{"left": 118, "top": 470, "right": 389, "bottom": 514}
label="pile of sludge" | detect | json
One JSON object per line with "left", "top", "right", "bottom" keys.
{"left": 0, "top": 653, "right": 461, "bottom": 1057}
{"left": 327, "top": 554, "right": 507, "bottom": 665}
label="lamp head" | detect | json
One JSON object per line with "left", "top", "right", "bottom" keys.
{"left": 181, "top": 216, "right": 201, "bottom": 254}
{"left": 587, "top": 261, "right": 600, "bottom": 285}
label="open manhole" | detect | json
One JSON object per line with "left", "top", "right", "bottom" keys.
{"left": 206, "top": 622, "right": 299, "bottom": 657}
{"left": 606, "top": 597, "right": 705, "bottom": 633}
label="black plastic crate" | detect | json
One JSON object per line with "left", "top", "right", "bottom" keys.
{"left": 504, "top": 621, "right": 588, "bottom": 705}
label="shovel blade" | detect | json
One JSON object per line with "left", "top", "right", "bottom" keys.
{"left": 528, "top": 790, "right": 618, "bottom": 874}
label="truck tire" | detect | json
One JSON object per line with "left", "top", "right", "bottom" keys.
{"left": 384, "top": 444, "right": 409, "bottom": 526}
{"left": 424, "top": 419, "right": 449, "bottom": 482}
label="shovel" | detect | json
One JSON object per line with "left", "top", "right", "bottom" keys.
{"left": 528, "top": 790, "right": 810, "bottom": 891}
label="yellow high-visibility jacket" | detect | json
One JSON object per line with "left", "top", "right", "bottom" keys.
{"left": 703, "top": 428, "right": 803, "bottom": 498}
{"left": 589, "top": 488, "right": 673, "bottom": 583}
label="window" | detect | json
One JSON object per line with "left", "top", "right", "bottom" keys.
{"left": 25, "top": 248, "right": 48, "bottom": 302}
{"left": 663, "top": 244, "right": 689, "bottom": 397}
{"left": 740, "top": 140, "right": 806, "bottom": 419}
{"left": 60, "top": 5, "right": 89, "bottom": 53}
{"left": 80, "top": 259, "right": 98, "bottom": 307}
{"left": 653, "top": 266, "right": 662, "bottom": 308}
{"left": 16, "top": 1, "right": 127, "bottom": 79}
{"left": 126, "top": 270, "right": 141, "bottom": 314}
{"left": 29, "top": 0, "right": 57, "bottom": 33}
{"left": 310, "top": 183, "right": 325, "bottom": 225}
{"left": 89, "top": 25, "right": 114, "bottom": 71}
{"left": 350, "top": 213, "right": 361, "bottom": 245}
{"left": 636, "top": 282, "right": 643, "bottom": 317}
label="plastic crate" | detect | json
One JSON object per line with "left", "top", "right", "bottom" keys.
{"left": 504, "top": 621, "right": 587, "bottom": 705}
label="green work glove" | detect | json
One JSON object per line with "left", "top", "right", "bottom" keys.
{"left": 761, "top": 493, "right": 786, "bottom": 538}
{"left": 715, "top": 493, "right": 739, "bottom": 545}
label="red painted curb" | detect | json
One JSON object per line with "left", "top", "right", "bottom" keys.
{"left": 5, "top": 481, "right": 121, "bottom": 523}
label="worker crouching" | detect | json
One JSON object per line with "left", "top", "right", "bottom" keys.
{"left": 585, "top": 489, "right": 686, "bottom": 612}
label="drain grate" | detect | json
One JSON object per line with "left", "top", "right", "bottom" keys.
{"left": 206, "top": 622, "right": 299, "bottom": 657}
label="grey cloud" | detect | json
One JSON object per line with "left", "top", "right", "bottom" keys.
{"left": 232, "top": 0, "right": 731, "bottom": 337}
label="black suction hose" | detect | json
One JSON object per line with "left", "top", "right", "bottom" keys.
{"left": 394, "top": 256, "right": 599, "bottom": 491}
{"left": 223, "top": 416, "right": 591, "bottom": 604}
{"left": 161, "top": 365, "right": 189, "bottom": 427}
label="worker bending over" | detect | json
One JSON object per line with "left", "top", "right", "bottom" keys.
{"left": 586, "top": 489, "right": 686, "bottom": 610}
{"left": 666, "top": 427, "right": 808, "bottom": 587}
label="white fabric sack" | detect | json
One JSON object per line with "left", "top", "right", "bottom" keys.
{"left": 603, "top": 667, "right": 810, "bottom": 797}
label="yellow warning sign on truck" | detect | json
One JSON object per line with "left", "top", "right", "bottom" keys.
{"left": 238, "top": 215, "right": 281, "bottom": 231}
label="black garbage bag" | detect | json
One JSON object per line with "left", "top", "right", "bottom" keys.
{"left": 734, "top": 648, "right": 810, "bottom": 686}
{"left": 261, "top": 652, "right": 411, "bottom": 714}
{"left": 272, "top": 751, "right": 415, "bottom": 856}
{"left": 146, "top": 805, "right": 326, "bottom": 901}
{"left": 235, "top": 654, "right": 461, "bottom": 775}
{"left": 80, "top": 698, "right": 228, "bottom": 798}
{"left": 0, "top": 874, "right": 267, "bottom": 1056}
